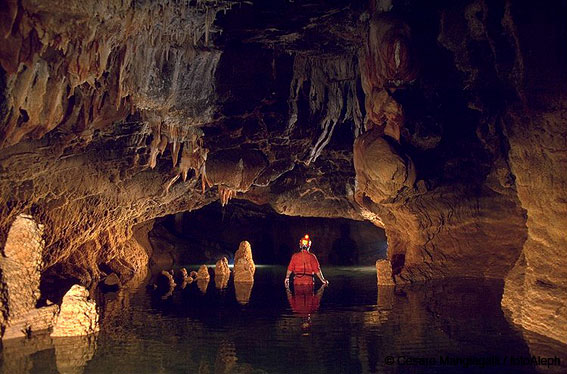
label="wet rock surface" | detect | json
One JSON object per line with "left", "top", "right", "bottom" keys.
{"left": 0, "top": 0, "right": 564, "bottom": 343}
{"left": 51, "top": 285, "right": 99, "bottom": 337}
{"left": 233, "top": 241, "right": 255, "bottom": 283}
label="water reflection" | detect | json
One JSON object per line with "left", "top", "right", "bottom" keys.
{"left": 234, "top": 281, "right": 254, "bottom": 305}
{"left": 197, "top": 278, "right": 210, "bottom": 294}
{"left": 0, "top": 333, "right": 97, "bottom": 374}
{"left": 215, "top": 274, "right": 230, "bottom": 289}
{"left": 286, "top": 284, "right": 326, "bottom": 335}
{"left": 1, "top": 267, "right": 565, "bottom": 374}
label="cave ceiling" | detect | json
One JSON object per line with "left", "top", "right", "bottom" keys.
{"left": 0, "top": 0, "right": 566, "bottom": 343}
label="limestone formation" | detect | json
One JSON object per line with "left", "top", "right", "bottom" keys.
{"left": 0, "top": 0, "right": 564, "bottom": 344}
{"left": 197, "top": 265, "right": 211, "bottom": 281}
{"left": 197, "top": 279, "right": 210, "bottom": 294}
{"left": 0, "top": 214, "right": 44, "bottom": 324}
{"left": 214, "top": 257, "right": 230, "bottom": 289}
{"left": 158, "top": 270, "right": 177, "bottom": 289}
{"left": 375, "top": 259, "right": 395, "bottom": 286}
{"left": 51, "top": 285, "right": 99, "bottom": 337}
{"left": 177, "top": 268, "right": 193, "bottom": 288}
{"left": 215, "top": 257, "right": 231, "bottom": 278}
{"left": 215, "top": 274, "right": 230, "bottom": 290}
{"left": 0, "top": 214, "right": 59, "bottom": 339}
{"left": 233, "top": 241, "right": 255, "bottom": 283}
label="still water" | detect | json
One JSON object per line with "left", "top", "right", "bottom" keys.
{"left": 1, "top": 266, "right": 565, "bottom": 374}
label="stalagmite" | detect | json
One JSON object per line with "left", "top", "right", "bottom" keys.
{"left": 215, "top": 257, "right": 231, "bottom": 278}
{"left": 51, "top": 285, "right": 100, "bottom": 337}
{"left": 233, "top": 241, "right": 255, "bottom": 283}
{"left": 197, "top": 265, "right": 211, "bottom": 280}
{"left": 376, "top": 259, "right": 395, "bottom": 286}
{"left": 1, "top": 214, "right": 59, "bottom": 339}
{"left": 214, "top": 257, "right": 231, "bottom": 289}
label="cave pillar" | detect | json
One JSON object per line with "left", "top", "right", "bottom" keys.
{"left": 0, "top": 214, "right": 59, "bottom": 339}
{"left": 375, "top": 259, "right": 395, "bottom": 286}
{"left": 51, "top": 285, "right": 99, "bottom": 337}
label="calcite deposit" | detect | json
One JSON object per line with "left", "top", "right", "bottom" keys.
{"left": 51, "top": 285, "right": 99, "bottom": 337}
{"left": 0, "top": 214, "right": 59, "bottom": 339}
{"left": 214, "top": 257, "right": 230, "bottom": 289}
{"left": 375, "top": 259, "right": 395, "bottom": 286}
{"left": 0, "top": 0, "right": 564, "bottom": 344}
{"left": 215, "top": 257, "right": 230, "bottom": 278}
{"left": 196, "top": 265, "right": 211, "bottom": 281}
{"left": 233, "top": 241, "right": 255, "bottom": 283}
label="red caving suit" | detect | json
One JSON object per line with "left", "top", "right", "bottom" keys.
{"left": 287, "top": 250, "right": 321, "bottom": 286}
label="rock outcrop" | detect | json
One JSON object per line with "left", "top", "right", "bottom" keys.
{"left": 196, "top": 265, "right": 211, "bottom": 281}
{"left": 0, "top": 214, "right": 59, "bottom": 339}
{"left": 51, "top": 285, "right": 99, "bottom": 337}
{"left": 215, "top": 257, "right": 230, "bottom": 278}
{"left": 214, "top": 257, "right": 230, "bottom": 289}
{"left": 233, "top": 241, "right": 255, "bottom": 283}
{"left": 375, "top": 259, "right": 395, "bottom": 286}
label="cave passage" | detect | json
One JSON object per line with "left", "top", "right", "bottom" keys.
{"left": 149, "top": 199, "right": 388, "bottom": 269}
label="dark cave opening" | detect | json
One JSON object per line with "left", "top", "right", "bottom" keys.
{"left": 148, "top": 199, "right": 387, "bottom": 270}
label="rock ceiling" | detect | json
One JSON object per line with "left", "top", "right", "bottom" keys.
{"left": 0, "top": 0, "right": 565, "bottom": 343}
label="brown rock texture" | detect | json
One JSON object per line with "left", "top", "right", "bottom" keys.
{"left": 196, "top": 265, "right": 211, "bottom": 281}
{"left": 375, "top": 259, "right": 394, "bottom": 286}
{"left": 0, "top": 0, "right": 564, "bottom": 344}
{"left": 0, "top": 214, "right": 44, "bottom": 323}
{"left": 215, "top": 257, "right": 230, "bottom": 278}
{"left": 233, "top": 241, "right": 255, "bottom": 283}
{"left": 51, "top": 285, "right": 99, "bottom": 337}
{"left": 196, "top": 279, "right": 208, "bottom": 294}
{"left": 0, "top": 214, "right": 60, "bottom": 339}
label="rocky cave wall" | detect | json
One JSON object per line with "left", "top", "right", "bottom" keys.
{"left": 0, "top": 0, "right": 565, "bottom": 343}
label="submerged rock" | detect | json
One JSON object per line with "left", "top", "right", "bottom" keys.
{"left": 51, "top": 285, "right": 99, "bottom": 337}
{"left": 158, "top": 270, "right": 177, "bottom": 289}
{"left": 197, "top": 265, "right": 211, "bottom": 280}
{"left": 376, "top": 259, "right": 395, "bottom": 286}
{"left": 215, "top": 257, "right": 230, "bottom": 278}
{"left": 215, "top": 274, "right": 230, "bottom": 290}
{"left": 0, "top": 214, "right": 60, "bottom": 339}
{"left": 177, "top": 268, "right": 193, "bottom": 288}
{"left": 233, "top": 241, "right": 255, "bottom": 283}
{"left": 214, "top": 257, "right": 230, "bottom": 289}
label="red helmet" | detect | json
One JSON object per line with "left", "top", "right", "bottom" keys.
{"left": 299, "top": 234, "right": 312, "bottom": 250}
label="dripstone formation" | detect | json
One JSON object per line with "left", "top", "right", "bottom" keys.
{"left": 0, "top": 0, "right": 564, "bottom": 344}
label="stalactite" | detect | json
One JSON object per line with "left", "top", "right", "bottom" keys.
{"left": 287, "top": 55, "right": 363, "bottom": 165}
{"left": 218, "top": 186, "right": 237, "bottom": 207}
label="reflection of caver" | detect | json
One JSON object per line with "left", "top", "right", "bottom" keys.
{"left": 286, "top": 284, "right": 326, "bottom": 317}
{"left": 286, "top": 284, "right": 327, "bottom": 334}
{"left": 284, "top": 234, "right": 329, "bottom": 287}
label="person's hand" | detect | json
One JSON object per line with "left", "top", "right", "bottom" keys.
{"left": 322, "top": 279, "right": 329, "bottom": 286}
{"left": 284, "top": 278, "right": 290, "bottom": 288}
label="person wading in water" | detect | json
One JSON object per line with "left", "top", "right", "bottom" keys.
{"left": 284, "top": 234, "right": 329, "bottom": 288}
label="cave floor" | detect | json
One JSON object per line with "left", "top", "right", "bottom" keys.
{"left": 1, "top": 267, "right": 565, "bottom": 374}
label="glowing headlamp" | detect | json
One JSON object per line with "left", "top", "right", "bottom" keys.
{"left": 300, "top": 234, "right": 312, "bottom": 248}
